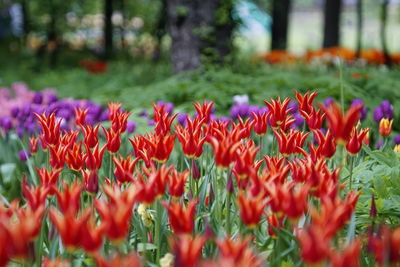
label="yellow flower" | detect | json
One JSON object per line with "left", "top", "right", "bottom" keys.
{"left": 379, "top": 118, "right": 393, "bottom": 137}
{"left": 160, "top": 253, "right": 174, "bottom": 267}
{"left": 394, "top": 144, "right": 400, "bottom": 152}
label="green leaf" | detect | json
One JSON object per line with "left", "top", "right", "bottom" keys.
{"left": 0, "top": 163, "right": 16, "bottom": 184}
{"left": 137, "top": 243, "right": 157, "bottom": 252}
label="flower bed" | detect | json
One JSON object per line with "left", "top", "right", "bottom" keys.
{"left": 0, "top": 90, "right": 399, "bottom": 266}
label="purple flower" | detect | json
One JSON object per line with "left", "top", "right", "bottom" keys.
{"left": 230, "top": 105, "right": 240, "bottom": 120}
{"left": 139, "top": 110, "right": 148, "bottom": 118}
{"left": 127, "top": 121, "right": 136, "bottom": 134}
{"left": 376, "top": 139, "right": 384, "bottom": 150}
{"left": 292, "top": 113, "right": 305, "bottom": 129}
{"left": 156, "top": 101, "right": 174, "bottom": 114}
{"left": 18, "top": 150, "right": 30, "bottom": 162}
{"left": 33, "top": 92, "right": 43, "bottom": 104}
{"left": 374, "top": 100, "right": 394, "bottom": 123}
{"left": 1, "top": 117, "right": 12, "bottom": 131}
{"left": 351, "top": 99, "right": 368, "bottom": 121}
{"left": 148, "top": 119, "right": 155, "bottom": 126}
{"left": 394, "top": 135, "right": 400, "bottom": 145}
{"left": 288, "top": 101, "right": 298, "bottom": 114}
{"left": 218, "top": 116, "right": 231, "bottom": 123}
{"left": 177, "top": 113, "right": 188, "bottom": 126}
{"left": 324, "top": 97, "right": 335, "bottom": 107}
{"left": 47, "top": 93, "right": 58, "bottom": 104}
{"left": 11, "top": 107, "right": 19, "bottom": 118}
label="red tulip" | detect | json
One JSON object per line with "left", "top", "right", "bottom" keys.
{"left": 162, "top": 199, "right": 197, "bottom": 234}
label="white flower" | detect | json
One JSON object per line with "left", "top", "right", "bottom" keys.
{"left": 233, "top": 95, "right": 249, "bottom": 106}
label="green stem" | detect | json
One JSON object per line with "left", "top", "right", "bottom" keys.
{"left": 154, "top": 200, "right": 162, "bottom": 264}
{"left": 226, "top": 192, "right": 232, "bottom": 235}
{"left": 35, "top": 217, "right": 46, "bottom": 267}
{"left": 349, "top": 155, "right": 355, "bottom": 191}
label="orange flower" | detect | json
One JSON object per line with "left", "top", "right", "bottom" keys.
{"left": 66, "top": 141, "right": 84, "bottom": 171}
{"left": 103, "top": 127, "right": 121, "bottom": 153}
{"left": 176, "top": 117, "right": 206, "bottom": 158}
{"left": 74, "top": 107, "right": 88, "bottom": 126}
{"left": 113, "top": 155, "right": 138, "bottom": 184}
{"left": 273, "top": 129, "right": 309, "bottom": 156}
{"left": 144, "top": 133, "right": 176, "bottom": 163}
{"left": 163, "top": 199, "right": 197, "bottom": 234}
{"left": 129, "top": 135, "right": 152, "bottom": 167}
{"left": 168, "top": 168, "right": 189, "bottom": 198}
{"left": 84, "top": 143, "right": 106, "bottom": 170}
{"left": 54, "top": 182, "right": 83, "bottom": 215}
{"left": 379, "top": 118, "right": 393, "bottom": 137}
{"left": 330, "top": 239, "right": 362, "bottom": 267}
{"left": 49, "top": 207, "right": 91, "bottom": 250}
{"left": 43, "top": 258, "right": 70, "bottom": 267}
{"left": 319, "top": 101, "right": 362, "bottom": 145}
{"left": 94, "top": 252, "right": 142, "bottom": 267}
{"left": 232, "top": 117, "right": 255, "bottom": 140}
{"left": 81, "top": 169, "right": 99, "bottom": 194}
{"left": 95, "top": 184, "right": 136, "bottom": 243}
{"left": 346, "top": 128, "right": 369, "bottom": 155}
{"left": 233, "top": 140, "right": 260, "bottom": 179}
{"left": 310, "top": 192, "right": 359, "bottom": 239}
{"left": 153, "top": 103, "right": 177, "bottom": 135}
{"left": 0, "top": 203, "right": 45, "bottom": 263}
{"left": 35, "top": 112, "right": 61, "bottom": 147}
{"left": 208, "top": 135, "right": 241, "bottom": 169}
{"left": 300, "top": 108, "right": 326, "bottom": 130}
{"left": 267, "top": 213, "right": 284, "bottom": 238}
{"left": 193, "top": 101, "right": 214, "bottom": 125}
{"left": 171, "top": 235, "right": 207, "bottom": 267}
{"left": 80, "top": 216, "right": 105, "bottom": 253}
{"left": 297, "top": 226, "right": 331, "bottom": 264}
{"left": 29, "top": 136, "right": 39, "bottom": 154}
{"left": 48, "top": 143, "right": 68, "bottom": 169}
{"left": 215, "top": 236, "right": 263, "bottom": 267}
{"left": 265, "top": 97, "right": 294, "bottom": 130}
{"left": 252, "top": 111, "right": 268, "bottom": 136}
{"left": 237, "top": 191, "right": 268, "bottom": 228}
{"left": 111, "top": 110, "right": 130, "bottom": 133}
{"left": 265, "top": 181, "right": 310, "bottom": 219}
{"left": 108, "top": 102, "right": 123, "bottom": 121}
{"left": 135, "top": 164, "right": 172, "bottom": 204}
{"left": 36, "top": 167, "right": 61, "bottom": 193}
{"left": 369, "top": 225, "right": 400, "bottom": 265}
{"left": 22, "top": 178, "right": 49, "bottom": 210}
{"left": 295, "top": 91, "right": 318, "bottom": 115}
{"left": 312, "top": 129, "right": 336, "bottom": 159}
{"left": 81, "top": 124, "right": 100, "bottom": 148}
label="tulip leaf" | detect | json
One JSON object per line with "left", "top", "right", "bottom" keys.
{"left": 137, "top": 243, "right": 157, "bottom": 252}
{"left": 0, "top": 163, "right": 16, "bottom": 184}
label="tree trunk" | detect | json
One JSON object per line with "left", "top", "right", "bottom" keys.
{"left": 322, "top": 0, "right": 342, "bottom": 48}
{"left": 152, "top": 0, "right": 167, "bottom": 61}
{"left": 21, "top": 0, "right": 29, "bottom": 44}
{"left": 355, "top": 0, "right": 363, "bottom": 58}
{"left": 380, "top": 0, "right": 392, "bottom": 66}
{"left": 166, "top": 0, "right": 235, "bottom": 73}
{"left": 271, "top": 0, "right": 291, "bottom": 50}
{"left": 213, "top": 0, "right": 235, "bottom": 62}
{"left": 104, "top": 0, "right": 113, "bottom": 59}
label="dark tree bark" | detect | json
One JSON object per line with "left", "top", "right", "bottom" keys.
{"left": 213, "top": 0, "right": 235, "bottom": 61}
{"left": 166, "top": 0, "right": 235, "bottom": 73}
{"left": 380, "top": 0, "right": 392, "bottom": 66}
{"left": 152, "top": 0, "right": 167, "bottom": 61}
{"left": 322, "top": 0, "right": 342, "bottom": 48}
{"left": 104, "top": 0, "right": 113, "bottom": 59}
{"left": 271, "top": 0, "right": 291, "bottom": 50}
{"left": 21, "top": 0, "right": 29, "bottom": 44}
{"left": 355, "top": 0, "right": 363, "bottom": 58}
